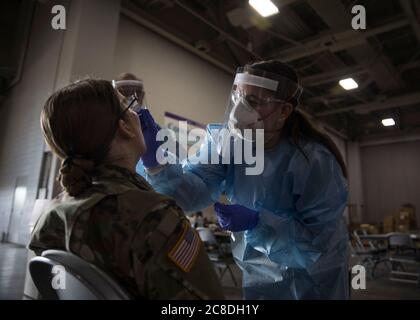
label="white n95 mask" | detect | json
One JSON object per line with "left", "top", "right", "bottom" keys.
{"left": 228, "top": 96, "right": 263, "bottom": 141}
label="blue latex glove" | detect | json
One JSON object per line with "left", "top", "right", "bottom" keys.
{"left": 138, "top": 108, "right": 162, "bottom": 168}
{"left": 214, "top": 202, "right": 259, "bottom": 232}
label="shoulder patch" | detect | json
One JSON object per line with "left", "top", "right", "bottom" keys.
{"left": 168, "top": 222, "right": 201, "bottom": 273}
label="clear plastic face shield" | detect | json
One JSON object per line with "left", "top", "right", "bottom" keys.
{"left": 223, "top": 67, "right": 302, "bottom": 142}
{"left": 112, "top": 79, "right": 147, "bottom": 114}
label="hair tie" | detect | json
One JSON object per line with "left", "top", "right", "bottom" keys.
{"left": 63, "top": 155, "right": 74, "bottom": 167}
{"left": 63, "top": 147, "right": 75, "bottom": 167}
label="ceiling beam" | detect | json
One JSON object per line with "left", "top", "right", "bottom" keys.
{"left": 269, "top": 19, "right": 408, "bottom": 62}
{"left": 173, "top": 0, "right": 261, "bottom": 60}
{"left": 400, "top": 0, "right": 420, "bottom": 44}
{"left": 301, "top": 65, "right": 367, "bottom": 86}
{"left": 305, "top": 59, "right": 420, "bottom": 102}
{"left": 317, "top": 92, "right": 420, "bottom": 117}
{"left": 359, "top": 130, "right": 420, "bottom": 147}
{"left": 274, "top": 0, "right": 300, "bottom": 7}
{"left": 400, "top": 60, "right": 420, "bottom": 73}
{"left": 308, "top": 0, "right": 403, "bottom": 93}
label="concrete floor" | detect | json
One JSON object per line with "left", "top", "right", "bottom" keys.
{"left": 0, "top": 243, "right": 28, "bottom": 300}
{"left": 220, "top": 265, "right": 420, "bottom": 300}
{"left": 1, "top": 243, "right": 419, "bottom": 300}
{"left": 350, "top": 264, "right": 420, "bottom": 300}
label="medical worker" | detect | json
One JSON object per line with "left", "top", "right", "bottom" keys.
{"left": 123, "top": 61, "right": 350, "bottom": 299}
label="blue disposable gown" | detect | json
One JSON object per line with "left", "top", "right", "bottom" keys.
{"left": 143, "top": 124, "right": 349, "bottom": 300}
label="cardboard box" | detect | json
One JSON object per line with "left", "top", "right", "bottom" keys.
{"left": 360, "top": 223, "right": 379, "bottom": 234}
{"left": 394, "top": 205, "right": 417, "bottom": 232}
{"left": 396, "top": 211, "right": 414, "bottom": 222}
{"left": 395, "top": 223, "right": 410, "bottom": 233}
{"left": 395, "top": 205, "right": 417, "bottom": 230}
{"left": 383, "top": 215, "right": 394, "bottom": 233}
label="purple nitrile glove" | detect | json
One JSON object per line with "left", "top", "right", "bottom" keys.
{"left": 214, "top": 202, "right": 259, "bottom": 232}
{"left": 138, "top": 108, "right": 162, "bottom": 168}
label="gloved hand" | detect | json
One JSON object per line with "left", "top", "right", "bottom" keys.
{"left": 138, "top": 108, "right": 162, "bottom": 168}
{"left": 214, "top": 202, "right": 259, "bottom": 232}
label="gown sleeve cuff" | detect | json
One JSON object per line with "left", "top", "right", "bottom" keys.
{"left": 145, "top": 164, "right": 167, "bottom": 176}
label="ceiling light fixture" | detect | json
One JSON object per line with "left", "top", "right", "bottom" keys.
{"left": 249, "top": 0, "right": 279, "bottom": 18}
{"left": 339, "top": 78, "right": 359, "bottom": 90}
{"left": 382, "top": 118, "right": 396, "bottom": 127}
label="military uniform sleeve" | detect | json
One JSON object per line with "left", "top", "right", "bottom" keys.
{"left": 130, "top": 203, "right": 225, "bottom": 300}
{"left": 29, "top": 210, "right": 66, "bottom": 255}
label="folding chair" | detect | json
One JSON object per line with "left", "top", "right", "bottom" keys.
{"left": 29, "top": 250, "right": 131, "bottom": 300}
{"left": 196, "top": 227, "right": 238, "bottom": 287}
{"left": 388, "top": 234, "right": 420, "bottom": 286}
{"left": 351, "top": 230, "right": 389, "bottom": 279}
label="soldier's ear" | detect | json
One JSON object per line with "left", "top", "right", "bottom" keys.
{"left": 116, "top": 119, "right": 135, "bottom": 140}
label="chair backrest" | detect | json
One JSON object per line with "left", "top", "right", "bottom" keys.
{"left": 348, "top": 240, "right": 358, "bottom": 255}
{"left": 352, "top": 230, "right": 366, "bottom": 251}
{"left": 196, "top": 227, "right": 218, "bottom": 245}
{"left": 29, "top": 250, "right": 131, "bottom": 300}
{"left": 353, "top": 229, "right": 379, "bottom": 251}
{"left": 361, "top": 229, "right": 378, "bottom": 250}
{"left": 388, "top": 234, "right": 414, "bottom": 248}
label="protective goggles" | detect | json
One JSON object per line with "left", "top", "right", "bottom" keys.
{"left": 112, "top": 79, "right": 146, "bottom": 114}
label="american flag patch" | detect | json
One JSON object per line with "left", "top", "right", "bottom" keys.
{"left": 168, "top": 222, "right": 201, "bottom": 272}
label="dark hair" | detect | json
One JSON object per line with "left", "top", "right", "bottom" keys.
{"left": 250, "top": 60, "right": 348, "bottom": 178}
{"left": 41, "top": 78, "right": 123, "bottom": 196}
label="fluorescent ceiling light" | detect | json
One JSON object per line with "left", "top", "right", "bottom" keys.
{"left": 382, "top": 118, "right": 396, "bottom": 127}
{"left": 249, "top": 0, "right": 279, "bottom": 17}
{"left": 339, "top": 78, "right": 359, "bottom": 90}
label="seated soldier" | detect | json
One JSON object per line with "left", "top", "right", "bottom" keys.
{"left": 29, "top": 78, "right": 224, "bottom": 300}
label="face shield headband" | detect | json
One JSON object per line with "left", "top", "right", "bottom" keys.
{"left": 233, "top": 67, "right": 303, "bottom": 104}
{"left": 225, "top": 67, "right": 302, "bottom": 141}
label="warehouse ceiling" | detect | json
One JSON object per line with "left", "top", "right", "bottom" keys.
{"left": 122, "top": 0, "right": 420, "bottom": 140}
{"left": 1, "top": 0, "right": 419, "bottom": 141}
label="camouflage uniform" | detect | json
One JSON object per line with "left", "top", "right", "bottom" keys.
{"left": 29, "top": 165, "right": 224, "bottom": 299}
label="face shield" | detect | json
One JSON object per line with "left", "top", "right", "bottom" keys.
{"left": 112, "top": 79, "right": 147, "bottom": 113}
{"left": 223, "top": 67, "right": 302, "bottom": 142}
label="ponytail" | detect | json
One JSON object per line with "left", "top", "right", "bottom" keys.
{"left": 284, "top": 109, "right": 348, "bottom": 179}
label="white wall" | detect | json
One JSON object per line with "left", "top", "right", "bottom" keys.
{"left": 0, "top": 0, "right": 122, "bottom": 245}
{"left": 0, "top": 2, "right": 65, "bottom": 244}
{"left": 360, "top": 140, "right": 420, "bottom": 224}
{"left": 54, "top": 0, "right": 121, "bottom": 86}
{"left": 113, "top": 16, "right": 233, "bottom": 125}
